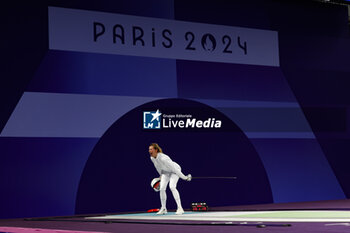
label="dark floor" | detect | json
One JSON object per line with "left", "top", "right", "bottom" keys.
{"left": 1, "top": 199, "right": 350, "bottom": 233}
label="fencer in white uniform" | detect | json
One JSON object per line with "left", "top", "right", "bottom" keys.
{"left": 149, "top": 143, "right": 191, "bottom": 215}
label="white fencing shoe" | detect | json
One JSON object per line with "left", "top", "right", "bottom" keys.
{"left": 156, "top": 208, "right": 167, "bottom": 215}
{"left": 175, "top": 208, "right": 184, "bottom": 215}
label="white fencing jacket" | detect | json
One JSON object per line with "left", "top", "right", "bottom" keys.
{"left": 150, "top": 152, "right": 187, "bottom": 180}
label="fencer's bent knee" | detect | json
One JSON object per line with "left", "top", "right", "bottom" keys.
{"left": 169, "top": 184, "right": 177, "bottom": 191}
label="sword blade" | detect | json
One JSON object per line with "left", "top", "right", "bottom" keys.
{"left": 191, "top": 176, "right": 237, "bottom": 179}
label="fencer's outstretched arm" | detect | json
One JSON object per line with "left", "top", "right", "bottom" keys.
{"left": 160, "top": 155, "right": 191, "bottom": 181}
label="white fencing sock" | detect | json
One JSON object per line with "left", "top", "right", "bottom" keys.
{"left": 171, "top": 188, "right": 182, "bottom": 209}
{"left": 160, "top": 190, "right": 167, "bottom": 209}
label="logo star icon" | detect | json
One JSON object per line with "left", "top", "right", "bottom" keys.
{"left": 151, "top": 109, "right": 162, "bottom": 122}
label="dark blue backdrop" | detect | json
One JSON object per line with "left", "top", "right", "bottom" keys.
{"left": 75, "top": 99, "right": 272, "bottom": 214}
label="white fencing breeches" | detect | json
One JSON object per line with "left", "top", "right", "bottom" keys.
{"left": 159, "top": 173, "right": 182, "bottom": 209}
